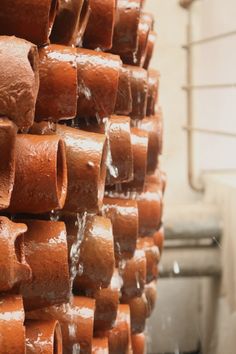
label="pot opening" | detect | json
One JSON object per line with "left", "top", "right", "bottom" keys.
{"left": 56, "top": 140, "right": 67, "bottom": 208}
{"left": 53, "top": 322, "right": 62, "bottom": 354}
{"left": 14, "top": 235, "right": 24, "bottom": 263}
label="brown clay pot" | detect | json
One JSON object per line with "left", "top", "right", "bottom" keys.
{"left": 35, "top": 45, "right": 78, "bottom": 122}
{"left": 0, "top": 36, "right": 39, "bottom": 130}
{"left": 0, "top": 217, "right": 31, "bottom": 292}
{"left": 153, "top": 225, "right": 165, "bottom": 254}
{"left": 76, "top": 48, "right": 121, "bottom": 119}
{"left": 146, "top": 70, "right": 160, "bottom": 116}
{"left": 131, "top": 333, "right": 146, "bottom": 354}
{"left": 56, "top": 124, "right": 107, "bottom": 213}
{"left": 27, "top": 296, "right": 95, "bottom": 354}
{"left": 0, "top": 295, "right": 25, "bottom": 354}
{"left": 102, "top": 197, "right": 138, "bottom": 261}
{"left": 0, "top": 0, "right": 58, "bottom": 45}
{"left": 94, "top": 269, "right": 122, "bottom": 332}
{"left": 115, "top": 66, "right": 132, "bottom": 116}
{"left": 120, "top": 249, "right": 146, "bottom": 299}
{"left": 126, "top": 294, "right": 149, "bottom": 334}
{"left": 137, "top": 176, "right": 163, "bottom": 236}
{"left": 0, "top": 118, "right": 17, "bottom": 210}
{"left": 50, "top": 0, "right": 90, "bottom": 45}
{"left": 121, "top": 127, "right": 148, "bottom": 192}
{"left": 74, "top": 215, "right": 115, "bottom": 292}
{"left": 126, "top": 65, "right": 148, "bottom": 119}
{"left": 111, "top": 0, "right": 141, "bottom": 55}
{"left": 20, "top": 220, "right": 70, "bottom": 311}
{"left": 138, "top": 114, "right": 163, "bottom": 174}
{"left": 144, "top": 281, "right": 157, "bottom": 317}
{"left": 137, "top": 238, "right": 160, "bottom": 283}
{"left": 25, "top": 320, "right": 63, "bottom": 354}
{"left": 83, "top": 0, "right": 117, "bottom": 50}
{"left": 8, "top": 134, "right": 67, "bottom": 214}
{"left": 92, "top": 337, "right": 109, "bottom": 354}
{"left": 107, "top": 304, "right": 132, "bottom": 354}
{"left": 143, "top": 31, "right": 156, "bottom": 70}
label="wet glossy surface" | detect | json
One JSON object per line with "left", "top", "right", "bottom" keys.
{"left": 137, "top": 237, "right": 160, "bottom": 283}
{"left": 143, "top": 31, "right": 156, "bottom": 69}
{"left": 92, "top": 337, "right": 109, "bottom": 354}
{"left": 115, "top": 66, "right": 133, "bottom": 115}
{"left": 131, "top": 333, "right": 146, "bottom": 354}
{"left": 127, "top": 294, "right": 149, "bottom": 334}
{"left": 146, "top": 70, "right": 160, "bottom": 116}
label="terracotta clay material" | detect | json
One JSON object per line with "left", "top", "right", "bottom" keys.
{"left": 120, "top": 249, "right": 146, "bottom": 299}
{"left": 0, "top": 295, "right": 25, "bottom": 354}
{"left": 25, "top": 320, "right": 63, "bottom": 354}
{"left": 27, "top": 296, "right": 95, "bottom": 354}
{"left": 8, "top": 134, "right": 67, "bottom": 214}
{"left": 137, "top": 176, "right": 163, "bottom": 236}
{"left": 146, "top": 70, "right": 160, "bottom": 116}
{"left": 143, "top": 31, "right": 156, "bottom": 70}
{"left": 76, "top": 48, "right": 121, "bottom": 119}
{"left": 0, "top": 36, "right": 39, "bottom": 130}
{"left": 115, "top": 66, "right": 132, "bottom": 116}
{"left": 56, "top": 124, "right": 107, "bottom": 213}
{"left": 74, "top": 215, "right": 115, "bottom": 292}
{"left": 83, "top": 0, "right": 117, "bottom": 50}
{"left": 92, "top": 337, "right": 109, "bottom": 354}
{"left": 0, "top": 0, "right": 58, "bottom": 45}
{"left": 131, "top": 333, "right": 146, "bottom": 354}
{"left": 35, "top": 45, "right": 78, "bottom": 122}
{"left": 153, "top": 225, "right": 165, "bottom": 254}
{"left": 126, "top": 294, "right": 149, "bottom": 334}
{"left": 50, "top": 0, "right": 90, "bottom": 45}
{"left": 137, "top": 237, "right": 160, "bottom": 283}
{"left": 144, "top": 281, "right": 157, "bottom": 316}
{"left": 0, "top": 118, "right": 17, "bottom": 209}
{"left": 20, "top": 220, "right": 70, "bottom": 311}
{"left": 107, "top": 304, "right": 132, "bottom": 354}
{"left": 111, "top": 0, "right": 141, "bottom": 55}
{"left": 126, "top": 65, "right": 148, "bottom": 119}
{"left": 102, "top": 198, "right": 138, "bottom": 261}
{"left": 94, "top": 269, "right": 122, "bottom": 332}
{"left": 138, "top": 114, "right": 163, "bottom": 173}
{"left": 0, "top": 217, "right": 31, "bottom": 292}
{"left": 122, "top": 127, "right": 148, "bottom": 193}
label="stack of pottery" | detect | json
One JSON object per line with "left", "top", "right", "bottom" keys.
{"left": 0, "top": 0, "right": 165, "bottom": 353}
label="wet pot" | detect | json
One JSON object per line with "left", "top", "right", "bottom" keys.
{"left": 114, "top": 66, "right": 132, "bottom": 116}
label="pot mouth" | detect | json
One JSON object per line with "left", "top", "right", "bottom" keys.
{"left": 56, "top": 139, "right": 68, "bottom": 209}
{"left": 53, "top": 321, "right": 63, "bottom": 354}
{"left": 49, "top": 0, "right": 59, "bottom": 34}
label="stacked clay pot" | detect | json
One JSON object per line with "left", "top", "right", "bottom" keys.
{"left": 0, "top": 0, "right": 165, "bottom": 353}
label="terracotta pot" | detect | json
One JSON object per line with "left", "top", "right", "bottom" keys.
{"left": 74, "top": 215, "right": 115, "bottom": 292}
{"left": 92, "top": 337, "right": 109, "bottom": 354}
{"left": 0, "top": 118, "right": 17, "bottom": 210}
{"left": 138, "top": 114, "right": 163, "bottom": 173}
{"left": 102, "top": 198, "right": 138, "bottom": 261}
{"left": 127, "top": 294, "right": 149, "bottom": 334}
{"left": 121, "top": 127, "right": 148, "bottom": 192}
{"left": 144, "top": 281, "right": 157, "bottom": 317}
{"left": 8, "top": 134, "right": 67, "bottom": 214}
{"left": 25, "top": 320, "right": 63, "bottom": 354}
{"left": 137, "top": 176, "right": 163, "bottom": 236}
{"left": 20, "top": 220, "right": 70, "bottom": 311}
{"left": 126, "top": 65, "right": 148, "bottom": 119}
{"left": 143, "top": 31, "right": 156, "bottom": 70}
{"left": 0, "top": 295, "right": 25, "bottom": 354}
{"left": 0, "top": 217, "right": 31, "bottom": 292}
{"left": 76, "top": 48, "right": 121, "bottom": 119}
{"left": 0, "top": 36, "right": 39, "bottom": 130}
{"left": 83, "top": 0, "right": 117, "bottom": 50}
{"left": 111, "top": 0, "right": 141, "bottom": 55}
{"left": 27, "top": 296, "right": 95, "bottom": 354}
{"left": 137, "top": 238, "right": 160, "bottom": 283}
{"left": 115, "top": 66, "right": 132, "bottom": 116}
{"left": 94, "top": 269, "right": 122, "bottom": 332}
{"left": 56, "top": 124, "right": 107, "bottom": 213}
{"left": 50, "top": 0, "right": 90, "bottom": 45}
{"left": 146, "top": 70, "right": 160, "bottom": 116}
{"left": 29, "top": 121, "right": 57, "bottom": 135}
{"left": 153, "top": 225, "right": 165, "bottom": 254}
{"left": 120, "top": 249, "right": 146, "bottom": 299}
{"left": 0, "top": 0, "right": 58, "bottom": 45}
{"left": 131, "top": 333, "right": 146, "bottom": 354}
{"left": 107, "top": 304, "right": 132, "bottom": 354}
{"left": 35, "top": 45, "right": 78, "bottom": 122}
